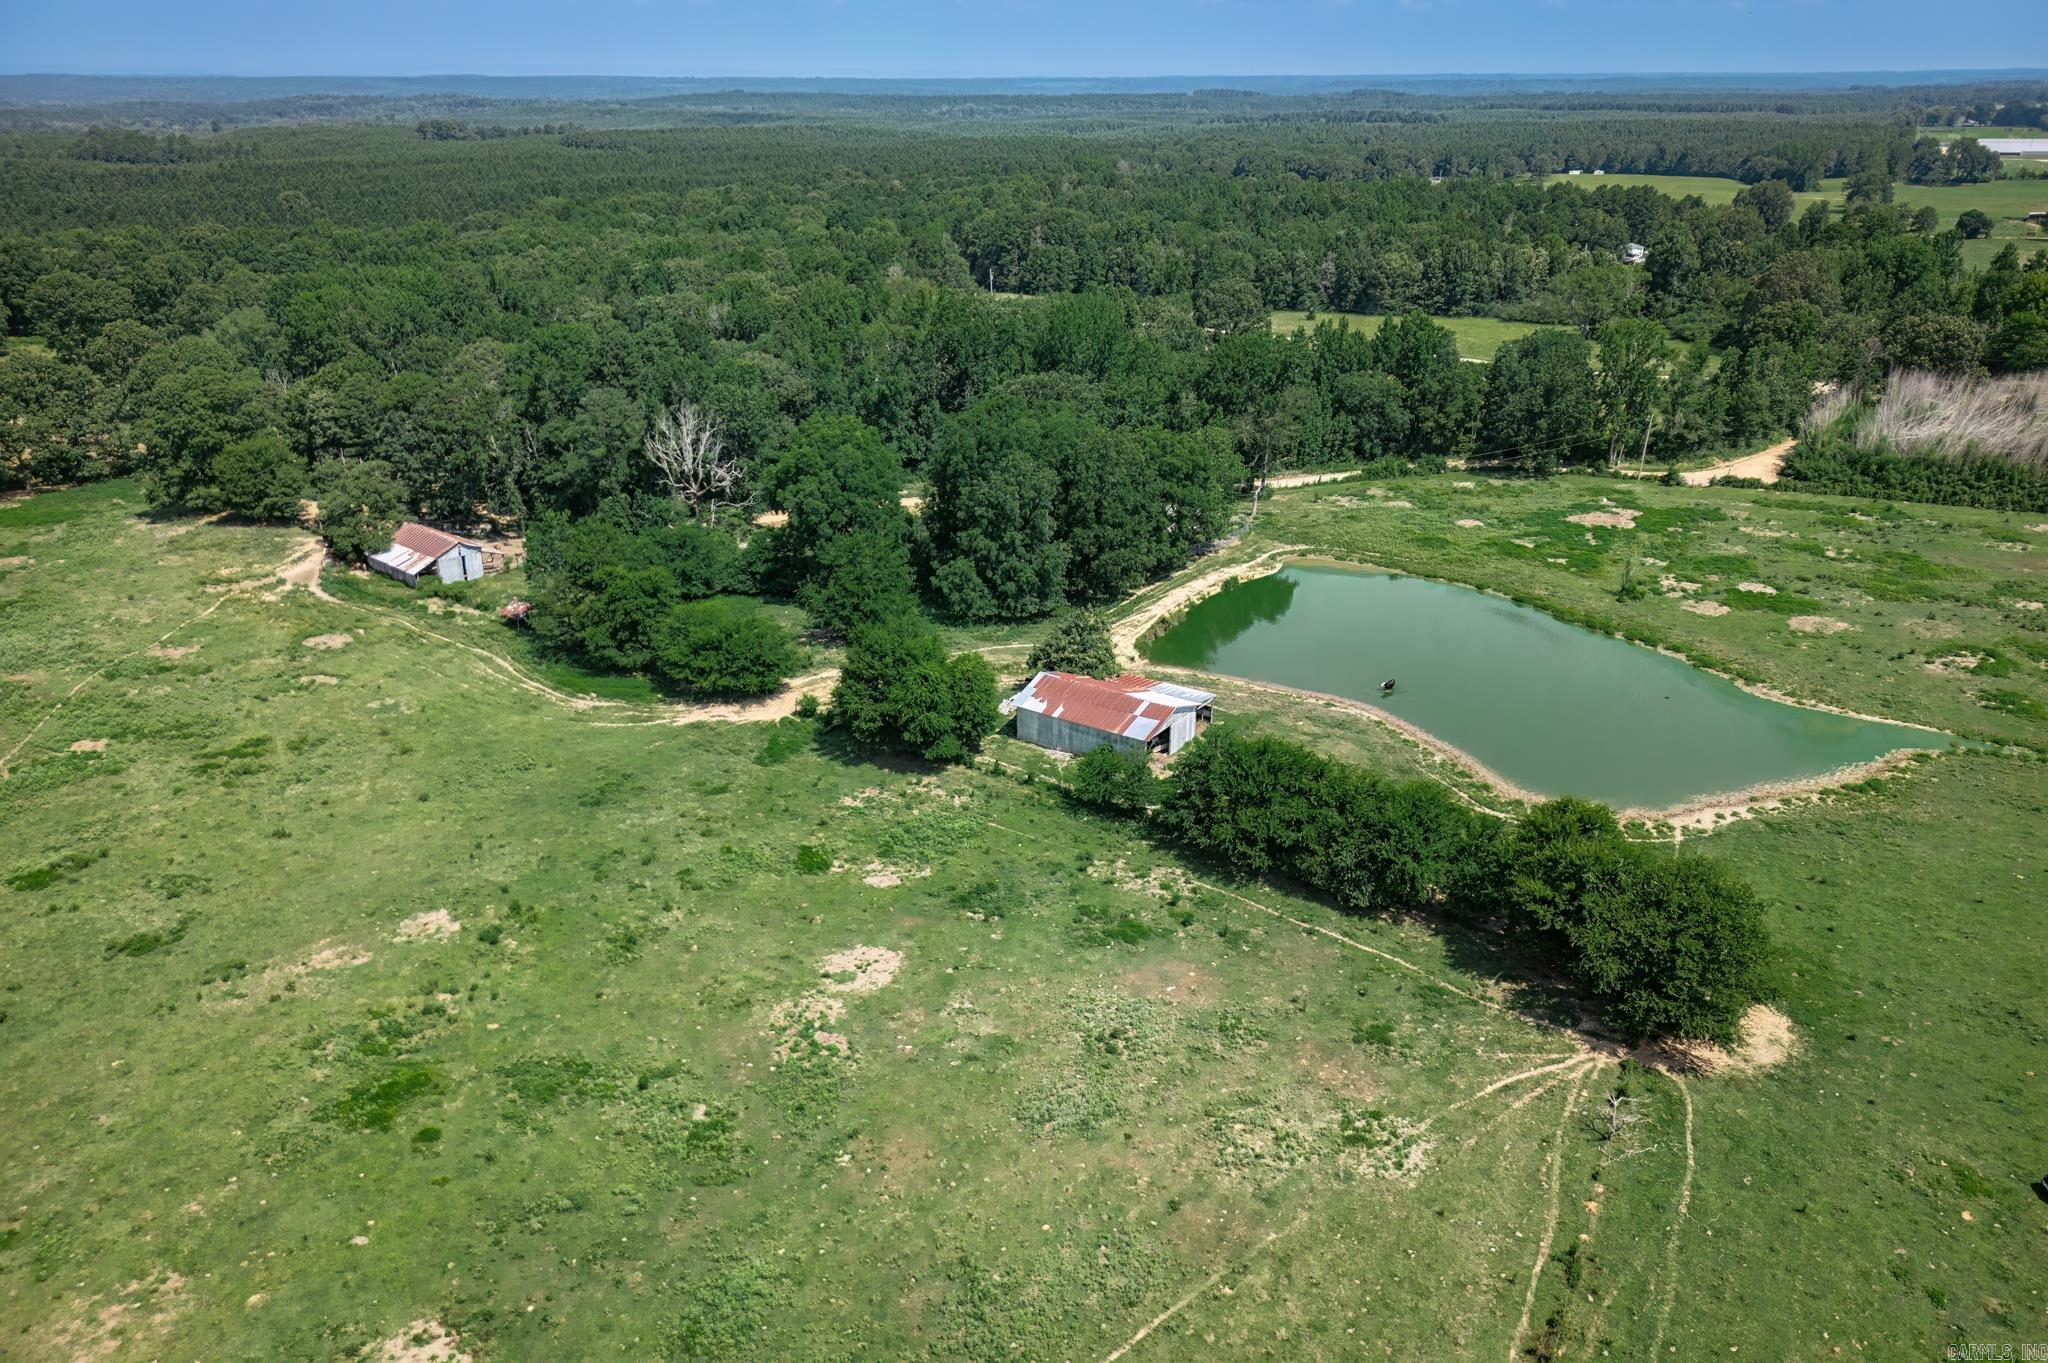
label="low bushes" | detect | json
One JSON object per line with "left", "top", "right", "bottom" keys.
{"left": 1780, "top": 370, "right": 2048, "bottom": 512}
{"left": 651, "top": 599, "right": 800, "bottom": 697}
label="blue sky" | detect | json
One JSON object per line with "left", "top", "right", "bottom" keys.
{"left": 1, "top": 0, "right": 2041, "bottom": 78}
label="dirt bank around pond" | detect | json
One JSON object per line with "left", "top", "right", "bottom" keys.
{"left": 1110, "top": 547, "right": 1304, "bottom": 668}
{"left": 1119, "top": 552, "right": 1951, "bottom": 830}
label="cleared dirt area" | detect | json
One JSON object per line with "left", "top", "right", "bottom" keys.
{"left": 1682, "top": 438, "right": 1793, "bottom": 486}
{"left": 1109, "top": 547, "right": 1300, "bottom": 667}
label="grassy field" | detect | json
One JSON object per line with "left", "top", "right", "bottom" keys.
{"left": 2, "top": 479, "right": 2044, "bottom": 1360}
{"left": 1553, "top": 172, "right": 2048, "bottom": 270}
{"left": 1544, "top": 171, "right": 1839, "bottom": 213}
{"left": 1268, "top": 310, "right": 1563, "bottom": 360}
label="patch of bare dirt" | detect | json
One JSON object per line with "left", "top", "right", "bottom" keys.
{"left": 69, "top": 738, "right": 109, "bottom": 752}
{"left": 767, "top": 994, "right": 848, "bottom": 1061}
{"left": 0, "top": 554, "right": 33, "bottom": 569}
{"left": 365, "top": 1319, "right": 474, "bottom": 1363}
{"left": 276, "top": 538, "right": 327, "bottom": 597}
{"left": 211, "top": 939, "right": 370, "bottom": 1007}
{"left": 1787, "top": 616, "right": 1850, "bottom": 635}
{"left": 1090, "top": 856, "right": 1193, "bottom": 900}
{"left": 2012, "top": 600, "right": 2043, "bottom": 612}
{"left": 298, "top": 674, "right": 340, "bottom": 685}
{"left": 1454, "top": 518, "right": 1484, "bottom": 528}
{"left": 1682, "top": 600, "right": 1730, "bottom": 617}
{"left": 33, "top": 1268, "right": 187, "bottom": 1363}
{"left": 1260, "top": 469, "right": 1358, "bottom": 490}
{"left": 819, "top": 945, "right": 903, "bottom": 993}
{"left": 1566, "top": 507, "right": 1640, "bottom": 530}
{"left": 147, "top": 642, "right": 201, "bottom": 658}
{"left": 1681, "top": 437, "right": 1792, "bottom": 486}
{"left": 394, "top": 909, "right": 461, "bottom": 942}
{"left": 1734, "top": 581, "right": 1777, "bottom": 595}
{"left": 1659, "top": 1004, "right": 1799, "bottom": 1077}
{"left": 1123, "top": 960, "right": 1220, "bottom": 1006}
{"left": 862, "top": 872, "right": 901, "bottom": 888}
{"left": 302, "top": 633, "right": 352, "bottom": 651}
{"left": 1924, "top": 652, "right": 1986, "bottom": 676}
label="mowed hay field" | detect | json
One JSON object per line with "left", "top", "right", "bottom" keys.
{"left": 1268, "top": 310, "right": 1562, "bottom": 360}
{"left": 1, "top": 481, "right": 2044, "bottom": 1360}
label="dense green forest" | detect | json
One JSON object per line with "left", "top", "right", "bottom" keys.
{"left": 2, "top": 87, "right": 2046, "bottom": 669}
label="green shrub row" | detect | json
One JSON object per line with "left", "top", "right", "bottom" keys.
{"left": 1070, "top": 728, "right": 1770, "bottom": 1044}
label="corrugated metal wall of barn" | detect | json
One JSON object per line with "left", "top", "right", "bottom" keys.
{"left": 1016, "top": 709, "right": 1147, "bottom": 756}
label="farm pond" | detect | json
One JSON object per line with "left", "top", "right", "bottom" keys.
{"left": 1141, "top": 562, "right": 1942, "bottom": 811}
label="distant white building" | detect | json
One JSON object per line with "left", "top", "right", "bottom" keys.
{"left": 369, "top": 522, "right": 486, "bottom": 587}
{"left": 1622, "top": 242, "right": 1649, "bottom": 265}
{"left": 1002, "top": 671, "right": 1214, "bottom": 757}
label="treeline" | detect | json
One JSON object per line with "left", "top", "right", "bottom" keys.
{"left": 1903, "top": 137, "right": 2002, "bottom": 186}
{"left": 3, "top": 114, "right": 2045, "bottom": 539}
{"left": 66, "top": 127, "right": 200, "bottom": 163}
{"left": 1074, "top": 728, "right": 1771, "bottom": 1045}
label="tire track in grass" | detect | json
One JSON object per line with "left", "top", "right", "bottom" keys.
{"left": 0, "top": 562, "right": 274, "bottom": 779}
{"left": 1644, "top": 1070, "right": 1696, "bottom": 1360}
{"left": 1453, "top": 1059, "right": 1598, "bottom": 1155}
{"left": 1096, "top": 1215, "right": 1305, "bottom": 1363}
{"left": 1506, "top": 1067, "right": 1590, "bottom": 1363}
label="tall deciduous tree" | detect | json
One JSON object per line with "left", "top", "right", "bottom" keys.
{"left": 764, "top": 414, "right": 909, "bottom": 593}
{"left": 1479, "top": 330, "right": 1598, "bottom": 472}
{"left": 920, "top": 396, "right": 1068, "bottom": 621}
{"left": 1595, "top": 319, "right": 1670, "bottom": 465}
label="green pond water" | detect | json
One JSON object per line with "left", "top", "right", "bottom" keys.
{"left": 1142, "top": 564, "right": 1939, "bottom": 810}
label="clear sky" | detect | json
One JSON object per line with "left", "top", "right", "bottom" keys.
{"left": 1, "top": 0, "right": 2042, "bottom": 79}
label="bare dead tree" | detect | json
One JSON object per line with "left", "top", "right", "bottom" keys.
{"left": 1585, "top": 1089, "right": 1658, "bottom": 1163}
{"left": 643, "top": 401, "right": 749, "bottom": 518}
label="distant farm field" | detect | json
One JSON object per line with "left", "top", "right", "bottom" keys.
{"left": 1545, "top": 171, "right": 1837, "bottom": 212}
{"left": 1268, "top": 310, "right": 1563, "bottom": 359}
{"left": 1553, "top": 172, "right": 2048, "bottom": 269}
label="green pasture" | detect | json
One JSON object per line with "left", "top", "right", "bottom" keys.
{"left": 1268, "top": 310, "right": 1563, "bottom": 360}
{"left": 0, "top": 478, "right": 2042, "bottom": 1360}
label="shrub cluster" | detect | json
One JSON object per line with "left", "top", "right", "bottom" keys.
{"left": 525, "top": 510, "right": 799, "bottom": 695}
{"left": 829, "top": 617, "right": 999, "bottom": 762}
{"left": 1107, "top": 728, "right": 1769, "bottom": 1044}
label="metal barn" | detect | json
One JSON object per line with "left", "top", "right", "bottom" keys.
{"left": 368, "top": 523, "right": 487, "bottom": 587}
{"left": 1002, "top": 671, "right": 1215, "bottom": 757}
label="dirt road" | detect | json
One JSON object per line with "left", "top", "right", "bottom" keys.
{"left": 1680, "top": 437, "right": 1793, "bottom": 486}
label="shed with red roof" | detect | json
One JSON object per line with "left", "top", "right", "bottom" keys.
{"left": 1002, "top": 671, "right": 1214, "bottom": 756}
{"left": 368, "top": 522, "right": 486, "bottom": 587}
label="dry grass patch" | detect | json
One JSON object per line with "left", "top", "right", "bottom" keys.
{"left": 394, "top": 909, "right": 461, "bottom": 942}
{"left": 1787, "top": 616, "right": 1850, "bottom": 635}
{"left": 365, "top": 1319, "right": 473, "bottom": 1363}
